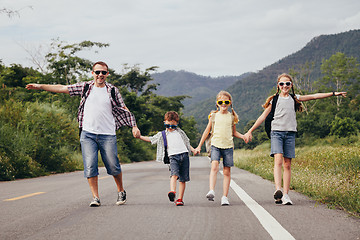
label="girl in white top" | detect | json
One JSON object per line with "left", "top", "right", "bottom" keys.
{"left": 244, "top": 73, "right": 347, "bottom": 205}
{"left": 195, "top": 91, "right": 247, "bottom": 206}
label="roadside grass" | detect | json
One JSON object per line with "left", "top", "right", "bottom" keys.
{"left": 234, "top": 138, "right": 360, "bottom": 217}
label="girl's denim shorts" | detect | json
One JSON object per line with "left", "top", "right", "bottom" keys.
{"left": 210, "top": 145, "right": 234, "bottom": 167}
{"left": 270, "top": 131, "right": 296, "bottom": 159}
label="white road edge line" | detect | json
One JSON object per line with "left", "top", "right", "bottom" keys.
{"left": 220, "top": 171, "right": 296, "bottom": 240}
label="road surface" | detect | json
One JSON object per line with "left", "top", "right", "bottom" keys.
{"left": 1, "top": 157, "right": 359, "bottom": 240}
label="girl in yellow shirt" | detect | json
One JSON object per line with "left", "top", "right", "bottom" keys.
{"left": 195, "top": 91, "right": 247, "bottom": 205}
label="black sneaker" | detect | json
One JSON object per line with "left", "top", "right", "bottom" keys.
{"left": 89, "top": 197, "right": 101, "bottom": 207}
{"left": 168, "top": 191, "right": 176, "bottom": 202}
{"left": 274, "top": 190, "right": 283, "bottom": 204}
{"left": 116, "top": 190, "right": 127, "bottom": 205}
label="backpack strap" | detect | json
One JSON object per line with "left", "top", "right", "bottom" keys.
{"left": 161, "top": 130, "right": 167, "bottom": 149}
{"left": 81, "top": 83, "right": 90, "bottom": 98}
{"left": 79, "top": 83, "right": 90, "bottom": 137}
{"left": 264, "top": 94, "right": 279, "bottom": 139}
{"left": 161, "top": 130, "right": 171, "bottom": 168}
{"left": 111, "top": 87, "right": 121, "bottom": 106}
{"left": 271, "top": 94, "right": 279, "bottom": 114}
{"left": 209, "top": 113, "right": 216, "bottom": 136}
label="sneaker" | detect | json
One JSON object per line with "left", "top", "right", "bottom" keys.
{"left": 274, "top": 190, "right": 283, "bottom": 204}
{"left": 175, "top": 199, "right": 184, "bottom": 206}
{"left": 206, "top": 190, "right": 215, "bottom": 201}
{"left": 221, "top": 196, "right": 230, "bottom": 206}
{"left": 116, "top": 190, "right": 127, "bottom": 205}
{"left": 89, "top": 197, "right": 101, "bottom": 207}
{"left": 168, "top": 191, "right": 176, "bottom": 202}
{"left": 282, "top": 194, "right": 293, "bottom": 205}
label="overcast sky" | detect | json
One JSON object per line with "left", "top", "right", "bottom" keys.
{"left": 1, "top": 0, "right": 360, "bottom": 77}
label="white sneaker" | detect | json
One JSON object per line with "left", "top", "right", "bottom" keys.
{"left": 282, "top": 194, "right": 293, "bottom": 205}
{"left": 221, "top": 196, "right": 230, "bottom": 206}
{"left": 206, "top": 190, "right": 215, "bottom": 201}
{"left": 89, "top": 197, "right": 101, "bottom": 207}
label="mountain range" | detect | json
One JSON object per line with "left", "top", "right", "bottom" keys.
{"left": 151, "top": 29, "right": 360, "bottom": 130}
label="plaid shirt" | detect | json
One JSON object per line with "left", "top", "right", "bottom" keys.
{"left": 67, "top": 80, "right": 137, "bottom": 130}
{"left": 150, "top": 128, "right": 191, "bottom": 162}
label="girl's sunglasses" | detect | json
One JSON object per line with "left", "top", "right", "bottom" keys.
{"left": 217, "top": 100, "right": 231, "bottom": 105}
{"left": 164, "top": 124, "right": 178, "bottom": 129}
{"left": 278, "top": 81, "right": 292, "bottom": 86}
{"left": 94, "top": 71, "right": 108, "bottom": 75}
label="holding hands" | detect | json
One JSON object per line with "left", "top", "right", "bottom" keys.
{"left": 194, "top": 146, "right": 201, "bottom": 156}
{"left": 191, "top": 148, "right": 199, "bottom": 156}
{"left": 244, "top": 132, "right": 253, "bottom": 143}
{"left": 132, "top": 126, "right": 141, "bottom": 138}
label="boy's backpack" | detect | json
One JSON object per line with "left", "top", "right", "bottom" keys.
{"left": 205, "top": 112, "right": 234, "bottom": 157}
{"left": 79, "top": 83, "right": 120, "bottom": 137}
{"left": 264, "top": 94, "right": 298, "bottom": 139}
{"left": 161, "top": 130, "right": 170, "bottom": 164}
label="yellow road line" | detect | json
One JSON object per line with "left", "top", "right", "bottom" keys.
{"left": 3, "top": 192, "right": 46, "bottom": 201}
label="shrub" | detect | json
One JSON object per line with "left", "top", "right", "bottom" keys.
{"left": 0, "top": 100, "right": 82, "bottom": 180}
{"left": 330, "top": 116, "right": 358, "bottom": 138}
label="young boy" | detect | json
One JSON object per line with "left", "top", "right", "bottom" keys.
{"left": 139, "top": 111, "right": 196, "bottom": 206}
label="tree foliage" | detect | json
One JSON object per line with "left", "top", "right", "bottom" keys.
{"left": 45, "top": 39, "right": 109, "bottom": 85}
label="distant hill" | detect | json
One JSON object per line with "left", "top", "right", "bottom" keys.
{"left": 186, "top": 29, "right": 360, "bottom": 131}
{"left": 151, "top": 70, "right": 252, "bottom": 106}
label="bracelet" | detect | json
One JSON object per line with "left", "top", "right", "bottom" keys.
{"left": 332, "top": 91, "right": 335, "bottom": 96}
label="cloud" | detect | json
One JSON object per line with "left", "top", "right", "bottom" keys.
{"left": 1, "top": 0, "right": 360, "bottom": 76}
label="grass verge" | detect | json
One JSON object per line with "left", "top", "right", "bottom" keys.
{"left": 234, "top": 140, "right": 360, "bottom": 217}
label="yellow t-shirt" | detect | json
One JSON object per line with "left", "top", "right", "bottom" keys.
{"left": 211, "top": 112, "right": 234, "bottom": 149}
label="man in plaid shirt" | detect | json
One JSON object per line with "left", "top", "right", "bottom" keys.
{"left": 26, "top": 61, "right": 140, "bottom": 207}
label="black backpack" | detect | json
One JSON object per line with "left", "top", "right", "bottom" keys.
{"left": 264, "top": 94, "right": 298, "bottom": 139}
{"left": 161, "top": 130, "right": 170, "bottom": 164}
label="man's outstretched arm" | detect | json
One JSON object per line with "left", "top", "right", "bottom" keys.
{"left": 26, "top": 84, "right": 69, "bottom": 94}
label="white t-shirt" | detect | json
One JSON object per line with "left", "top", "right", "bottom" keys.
{"left": 83, "top": 86, "right": 116, "bottom": 135}
{"left": 166, "top": 130, "right": 188, "bottom": 156}
{"left": 271, "top": 95, "right": 300, "bottom": 132}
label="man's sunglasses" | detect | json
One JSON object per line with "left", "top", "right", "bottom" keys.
{"left": 217, "top": 100, "right": 231, "bottom": 105}
{"left": 94, "top": 71, "right": 108, "bottom": 75}
{"left": 164, "top": 124, "right": 178, "bottom": 129}
{"left": 278, "top": 81, "right": 292, "bottom": 86}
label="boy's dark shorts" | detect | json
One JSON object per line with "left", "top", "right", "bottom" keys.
{"left": 169, "top": 152, "right": 190, "bottom": 182}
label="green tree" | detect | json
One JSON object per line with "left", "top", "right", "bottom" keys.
{"left": 45, "top": 39, "right": 109, "bottom": 85}
{"left": 112, "top": 64, "right": 159, "bottom": 94}
{"left": 320, "top": 52, "right": 360, "bottom": 108}
{"left": 0, "top": 64, "right": 39, "bottom": 88}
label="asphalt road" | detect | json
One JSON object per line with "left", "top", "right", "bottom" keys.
{"left": 1, "top": 157, "right": 359, "bottom": 240}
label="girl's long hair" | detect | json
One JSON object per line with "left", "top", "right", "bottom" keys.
{"left": 209, "top": 90, "right": 239, "bottom": 123}
{"left": 262, "top": 73, "right": 303, "bottom": 112}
